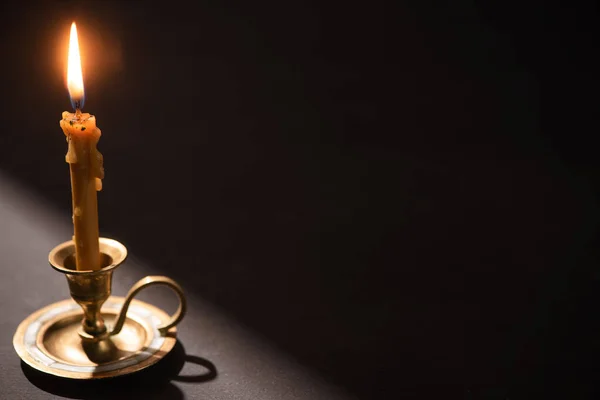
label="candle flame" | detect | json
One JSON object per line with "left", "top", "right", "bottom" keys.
{"left": 67, "top": 22, "right": 85, "bottom": 110}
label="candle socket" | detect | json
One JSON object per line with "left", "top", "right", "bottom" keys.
{"left": 13, "top": 237, "right": 188, "bottom": 379}
{"left": 49, "top": 238, "right": 126, "bottom": 341}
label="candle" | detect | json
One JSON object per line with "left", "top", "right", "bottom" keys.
{"left": 59, "top": 22, "right": 104, "bottom": 271}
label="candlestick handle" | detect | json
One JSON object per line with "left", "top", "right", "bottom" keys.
{"left": 110, "top": 276, "right": 187, "bottom": 336}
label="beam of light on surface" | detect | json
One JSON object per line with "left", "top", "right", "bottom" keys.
{"left": 0, "top": 171, "right": 354, "bottom": 400}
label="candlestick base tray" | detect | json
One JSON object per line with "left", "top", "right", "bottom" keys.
{"left": 13, "top": 296, "right": 177, "bottom": 379}
{"left": 13, "top": 237, "right": 187, "bottom": 380}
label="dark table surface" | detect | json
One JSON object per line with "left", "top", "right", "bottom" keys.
{"left": 1, "top": 1, "right": 600, "bottom": 399}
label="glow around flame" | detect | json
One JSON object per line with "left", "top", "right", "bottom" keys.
{"left": 67, "top": 22, "right": 84, "bottom": 110}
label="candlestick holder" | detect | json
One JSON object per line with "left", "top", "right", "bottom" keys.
{"left": 13, "top": 237, "right": 187, "bottom": 379}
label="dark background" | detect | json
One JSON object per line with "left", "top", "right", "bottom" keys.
{"left": 1, "top": 0, "right": 599, "bottom": 398}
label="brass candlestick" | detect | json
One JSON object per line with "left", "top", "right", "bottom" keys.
{"left": 13, "top": 237, "right": 187, "bottom": 379}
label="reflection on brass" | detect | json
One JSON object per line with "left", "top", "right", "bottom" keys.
{"left": 39, "top": 310, "right": 149, "bottom": 366}
{"left": 13, "top": 237, "right": 187, "bottom": 379}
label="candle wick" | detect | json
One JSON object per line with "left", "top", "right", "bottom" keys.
{"left": 75, "top": 108, "right": 82, "bottom": 120}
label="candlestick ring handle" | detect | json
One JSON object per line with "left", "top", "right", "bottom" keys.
{"left": 110, "top": 276, "right": 187, "bottom": 336}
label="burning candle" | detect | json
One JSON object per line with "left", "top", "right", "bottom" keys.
{"left": 59, "top": 22, "right": 104, "bottom": 271}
